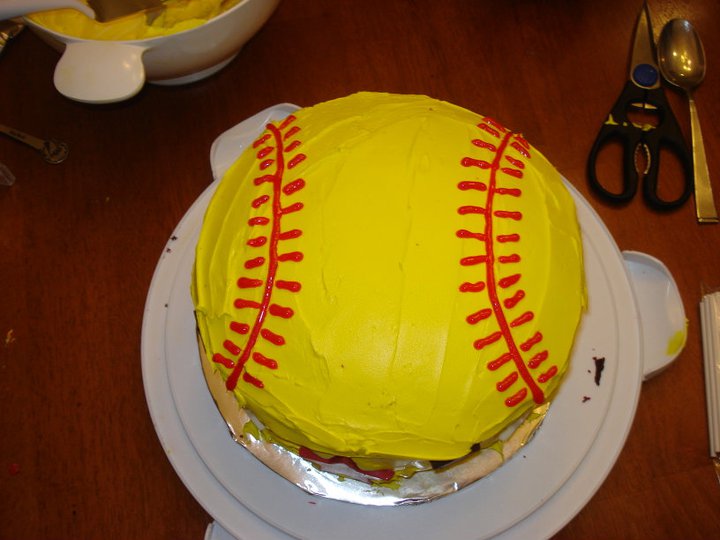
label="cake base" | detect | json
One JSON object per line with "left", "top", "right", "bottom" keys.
{"left": 199, "top": 331, "right": 549, "bottom": 505}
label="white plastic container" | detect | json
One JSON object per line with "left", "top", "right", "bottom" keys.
{"left": 23, "top": 0, "right": 280, "bottom": 103}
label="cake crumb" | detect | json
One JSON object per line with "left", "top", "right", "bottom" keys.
{"left": 582, "top": 396, "right": 591, "bottom": 403}
{"left": 593, "top": 356, "right": 606, "bottom": 386}
{"left": 4, "top": 329, "right": 15, "bottom": 347}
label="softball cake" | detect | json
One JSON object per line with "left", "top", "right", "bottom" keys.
{"left": 192, "top": 92, "right": 586, "bottom": 488}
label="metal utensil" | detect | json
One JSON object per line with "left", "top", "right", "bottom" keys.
{"left": 0, "top": 123, "right": 69, "bottom": 163}
{"left": 0, "top": 18, "right": 23, "bottom": 55}
{"left": 587, "top": 2, "right": 692, "bottom": 210}
{"left": 0, "top": 0, "right": 165, "bottom": 23}
{"left": 658, "top": 19, "right": 718, "bottom": 223}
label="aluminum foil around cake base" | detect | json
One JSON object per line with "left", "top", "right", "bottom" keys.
{"left": 200, "top": 339, "right": 549, "bottom": 506}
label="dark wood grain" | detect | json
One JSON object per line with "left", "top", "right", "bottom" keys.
{"left": 2, "top": 1, "right": 720, "bottom": 538}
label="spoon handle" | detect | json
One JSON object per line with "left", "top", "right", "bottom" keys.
{"left": 689, "top": 95, "right": 719, "bottom": 223}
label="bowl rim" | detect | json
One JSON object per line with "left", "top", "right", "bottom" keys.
{"left": 23, "top": 0, "right": 273, "bottom": 45}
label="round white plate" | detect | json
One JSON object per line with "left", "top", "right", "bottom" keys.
{"left": 142, "top": 106, "right": 643, "bottom": 540}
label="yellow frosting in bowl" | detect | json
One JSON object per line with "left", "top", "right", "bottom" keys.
{"left": 27, "top": 0, "right": 240, "bottom": 41}
{"left": 192, "top": 92, "right": 586, "bottom": 461}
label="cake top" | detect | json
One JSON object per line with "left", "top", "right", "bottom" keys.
{"left": 192, "top": 92, "right": 586, "bottom": 461}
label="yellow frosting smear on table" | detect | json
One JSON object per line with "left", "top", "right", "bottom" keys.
{"left": 28, "top": 0, "right": 240, "bottom": 40}
{"left": 192, "top": 92, "right": 587, "bottom": 461}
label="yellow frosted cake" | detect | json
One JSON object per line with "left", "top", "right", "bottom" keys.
{"left": 192, "top": 92, "right": 586, "bottom": 477}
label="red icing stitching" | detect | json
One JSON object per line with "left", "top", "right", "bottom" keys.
{"left": 218, "top": 119, "right": 306, "bottom": 391}
{"left": 457, "top": 118, "right": 552, "bottom": 407}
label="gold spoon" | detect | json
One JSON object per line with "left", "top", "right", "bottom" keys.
{"left": 658, "top": 19, "right": 718, "bottom": 223}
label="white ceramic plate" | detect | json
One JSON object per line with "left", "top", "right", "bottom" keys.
{"left": 142, "top": 106, "right": 644, "bottom": 539}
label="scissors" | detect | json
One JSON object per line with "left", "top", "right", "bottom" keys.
{"left": 588, "top": 2, "right": 692, "bottom": 210}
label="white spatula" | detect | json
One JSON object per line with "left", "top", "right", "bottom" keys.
{"left": 0, "top": 0, "right": 164, "bottom": 23}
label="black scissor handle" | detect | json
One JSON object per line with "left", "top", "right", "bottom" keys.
{"left": 639, "top": 87, "right": 693, "bottom": 210}
{"left": 588, "top": 81, "right": 647, "bottom": 203}
{"left": 588, "top": 113, "right": 642, "bottom": 204}
{"left": 588, "top": 81, "right": 693, "bottom": 210}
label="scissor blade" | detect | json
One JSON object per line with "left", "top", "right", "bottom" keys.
{"left": 629, "top": 2, "right": 660, "bottom": 89}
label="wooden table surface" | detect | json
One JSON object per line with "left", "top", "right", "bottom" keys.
{"left": 2, "top": 1, "right": 720, "bottom": 538}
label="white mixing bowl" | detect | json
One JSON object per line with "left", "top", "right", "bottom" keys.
{"left": 25, "top": 0, "right": 281, "bottom": 104}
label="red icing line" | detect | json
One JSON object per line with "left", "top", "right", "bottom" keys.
{"left": 488, "top": 352, "right": 513, "bottom": 371}
{"left": 511, "top": 141, "right": 531, "bottom": 158}
{"left": 496, "top": 233, "right": 520, "bottom": 243}
{"left": 234, "top": 299, "right": 261, "bottom": 309}
{"left": 457, "top": 122, "right": 546, "bottom": 407}
{"left": 279, "top": 229, "right": 302, "bottom": 240}
{"left": 252, "top": 195, "right": 270, "bottom": 208}
{"left": 498, "top": 274, "right": 521, "bottom": 288}
{"left": 537, "top": 365, "right": 558, "bottom": 383}
{"left": 269, "top": 304, "right": 294, "bottom": 318}
{"left": 509, "top": 311, "right": 534, "bottom": 327}
{"left": 247, "top": 236, "right": 268, "bottom": 247}
{"left": 459, "top": 281, "right": 486, "bottom": 292}
{"left": 224, "top": 339, "right": 242, "bottom": 355}
{"left": 252, "top": 351, "right": 278, "bottom": 369}
{"left": 494, "top": 210, "right": 522, "bottom": 221}
{"left": 282, "top": 202, "right": 304, "bottom": 214}
{"left": 276, "top": 280, "right": 301, "bottom": 292}
{"left": 283, "top": 178, "right": 306, "bottom": 195}
{"left": 520, "top": 332, "right": 543, "bottom": 352}
{"left": 496, "top": 187, "right": 522, "bottom": 197}
{"left": 261, "top": 328, "right": 285, "bottom": 346}
{"left": 474, "top": 331, "right": 503, "bottom": 350}
{"left": 528, "top": 350, "right": 548, "bottom": 368}
{"left": 212, "top": 353, "right": 235, "bottom": 369}
{"left": 288, "top": 154, "right": 306, "bottom": 169}
{"left": 505, "top": 387, "right": 528, "bottom": 407}
{"left": 230, "top": 322, "right": 250, "bottom": 334}
{"left": 298, "top": 447, "right": 395, "bottom": 481}
{"left": 505, "top": 155, "right": 525, "bottom": 169}
{"left": 243, "top": 371, "right": 264, "bottom": 388}
{"left": 278, "top": 251, "right": 303, "bottom": 262}
{"left": 285, "top": 140, "right": 301, "bottom": 152}
{"left": 500, "top": 167, "right": 523, "bottom": 178}
{"left": 496, "top": 371, "right": 519, "bottom": 392}
{"left": 503, "top": 289, "right": 525, "bottom": 309}
{"left": 244, "top": 257, "right": 266, "bottom": 269}
{"left": 461, "top": 255, "right": 488, "bottom": 266}
{"left": 456, "top": 229, "right": 486, "bottom": 241}
{"left": 278, "top": 115, "right": 297, "bottom": 130}
{"left": 498, "top": 254, "right": 521, "bottom": 263}
{"left": 467, "top": 308, "right": 493, "bottom": 324}
{"left": 253, "top": 174, "right": 274, "bottom": 186}
{"left": 284, "top": 125, "right": 300, "bottom": 139}
{"left": 458, "top": 181, "right": 487, "bottom": 191}
{"left": 224, "top": 121, "right": 305, "bottom": 391}
{"left": 472, "top": 139, "right": 497, "bottom": 151}
{"left": 477, "top": 123, "right": 501, "bottom": 138}
{"left": 253, "top": 133, "right": 271, "bottom": 147}
{"left": 458, "top": 205, "right": 486, "bottom": 215}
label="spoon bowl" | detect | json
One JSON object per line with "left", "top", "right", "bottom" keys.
{"left": 658, "top": 19, "right": 706, "bottom": 90}
{"left": 658, "top": 18, "right": 718, "bottom": 223}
